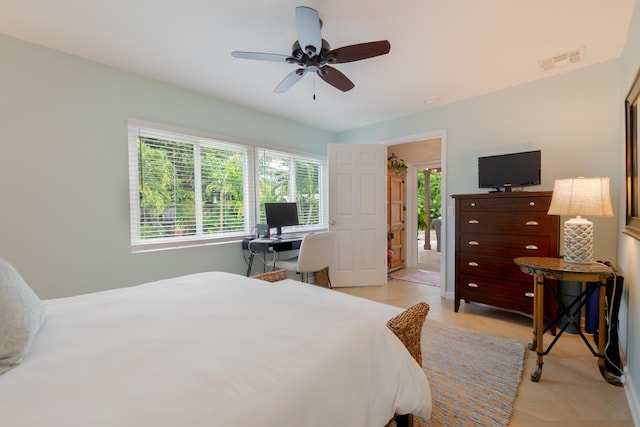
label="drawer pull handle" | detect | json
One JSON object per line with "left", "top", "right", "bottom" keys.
{"left": 525, "top": 292, "right": 535, "bottom": 298}
{"left": 468, "top": 219, "right": 479, "bottom": 224}
{"left": 525, "top": 244, "right": 539, "bottom": 250}
{"left": 529, "top": 202, "right": 535, "bottom": 206}
{"left": 468, "top": 241, "right": 479, "bottom": 246}
{"left": 526, "top": 220, "right": 539, "bottom": 226}
{"left": 470, "top": 202, "right": 476, "bottom": 207}
{"left": 468, "top": 261, "right": 479, "bottom": 267}
{"left": 467, "top": 283, "right": 479, "bottom": 288}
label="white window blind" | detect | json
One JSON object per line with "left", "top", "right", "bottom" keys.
{"left": 257, "top": 150, "right": 324, "bottom": 229}
{"left": 128, "top": 124, "right": 251, "bottom": 250}
{"left": 296, "top": 158, "right": 323, "bottom": 226}
{"left": 137, "top": 135, "right": 196, "bottom": 239}
{"left": 128, "top": 121, "right": 326, "bottom": 251}
{"left": 199, "top": 140, "right": 249, "bottom": 235}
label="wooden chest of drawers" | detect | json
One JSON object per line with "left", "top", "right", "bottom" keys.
{"left": 452, "top": 192, "right": 559, "bottom": 315}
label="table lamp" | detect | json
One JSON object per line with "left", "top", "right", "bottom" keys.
{"left": 547, "top": 177, "right": 613, "bottom": 264}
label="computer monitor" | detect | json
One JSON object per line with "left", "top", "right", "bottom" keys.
{"left": 264, "top": 202, "right": 299, "bottom": 236}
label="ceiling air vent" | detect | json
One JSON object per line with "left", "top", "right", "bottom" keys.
{"left": 538, "top": 47, "right": 584, "bottom": 72}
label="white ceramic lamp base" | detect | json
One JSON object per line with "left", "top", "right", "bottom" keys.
{"left": 563, "top": 216, "right": 593, "bottom": 264}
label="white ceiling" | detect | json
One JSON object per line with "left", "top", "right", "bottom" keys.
{"left": 0, "top": 0, "right": 635, "bottom": 133}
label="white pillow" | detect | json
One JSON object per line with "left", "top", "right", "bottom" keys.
{"left": 0, "top": 258, "right": 46, "bottom": 375}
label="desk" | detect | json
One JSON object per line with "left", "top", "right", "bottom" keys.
{"left": 242, "top": 236, "right": 304, "bottom": 276}
{"left": 514, "top": 257, "right": 621, "bottom": 386}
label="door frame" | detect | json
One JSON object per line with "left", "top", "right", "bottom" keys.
{"left": 383, "top": 129, "right": 447, "bottom": 298}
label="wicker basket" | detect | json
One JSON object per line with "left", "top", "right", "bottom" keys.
{"left": 251, "top": 269, "right": 287, "bottom": 283}
{"left": 315, "top": 267, "right": 329, "bottom": 286}
{"left": 386, "top": 302, "right": 430, "bottom": 366}
{"left": 385, "top": 302, "right": 430, "bottom": 427}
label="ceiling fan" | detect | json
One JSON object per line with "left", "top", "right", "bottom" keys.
{"left": 231, "top": 6, "right": 391, "bottom": 94}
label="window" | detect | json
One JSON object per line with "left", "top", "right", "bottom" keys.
{"left": 128, "top": 121, "right": 327, "bottom": 250}
{"left": 257, "top": 150, "right": 324, "bottom": 226}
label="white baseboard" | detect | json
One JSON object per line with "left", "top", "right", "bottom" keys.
{"left": 623, "top": 366, "right": 640, "bottom": 426}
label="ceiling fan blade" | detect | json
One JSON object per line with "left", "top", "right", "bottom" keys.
{"left": 327, "top": 40, "right": 391, "bottom": 64}
{"left": 317, "top": 66, "right": 355, "bottom": 92}
{"left": 231, "top": 51, "right": 291, "bottom": 63}
{"left": 274, "top": 69, "right": 307, "bottom": 93}
{"left": 296, "top": 6, "right": 322, "bottom": 57}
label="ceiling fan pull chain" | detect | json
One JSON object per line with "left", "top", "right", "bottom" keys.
{"left": 313, "top": 74, "right": 316, "bottom": 100}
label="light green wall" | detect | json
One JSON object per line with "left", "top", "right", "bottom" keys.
{"left": 0, "top": 34, "right": 336, "bottom": 298}
{"left": 339, "top": 59, "right": 621, "bottom": 299}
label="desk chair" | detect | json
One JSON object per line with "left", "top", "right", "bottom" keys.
{"left": 274, "top": 231, "right": 336, "bottom": 288}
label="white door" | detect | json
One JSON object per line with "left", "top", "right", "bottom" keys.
{"left": 328, "top": 143, "right": 387, "bottom": 287}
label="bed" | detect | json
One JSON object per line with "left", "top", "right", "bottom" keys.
{"left": 0, "top": 263, "right": 431, "bottom": 427}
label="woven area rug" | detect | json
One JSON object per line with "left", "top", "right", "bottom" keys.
{"left": 409, "top": 320, "right": 525, "bottom": 427}
{"left": 397, "top": 269, "right": 440, "bottom": 287}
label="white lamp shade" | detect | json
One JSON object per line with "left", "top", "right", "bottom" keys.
{"left": 547, "top": 177, "right": 614, "bottom": 217}
{"left": 548, "top": 176, "right": 613, "bottom": 264}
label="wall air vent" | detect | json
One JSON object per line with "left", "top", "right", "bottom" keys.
{"left": 538, "top": 47, "right": 584, "bottom": 72}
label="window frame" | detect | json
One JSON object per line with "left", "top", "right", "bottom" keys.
{"left": 128, "top": 120, "right": 328, "bottom": 252}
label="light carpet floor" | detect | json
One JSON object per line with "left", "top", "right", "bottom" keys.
{"left": 415, "top": 319, "right": 525, "bottom": 427}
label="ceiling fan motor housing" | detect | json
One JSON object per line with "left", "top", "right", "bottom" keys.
{"left": 290, "top": 40, "right": 333, "bottom": 64}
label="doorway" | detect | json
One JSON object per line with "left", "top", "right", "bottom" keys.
{"left": 384, "top": 131, "right": 446, "bottom": 295}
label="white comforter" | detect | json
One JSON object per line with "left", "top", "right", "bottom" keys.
{"left": 0, "top": 272, "right": 431, "bottom": 427}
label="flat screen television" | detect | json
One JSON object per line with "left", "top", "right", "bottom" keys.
{"left": 478, "top": 150, "right": 541, "bottom": 192}
{"left": 264, "top": 202, "right": 300, "bottom": 236}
